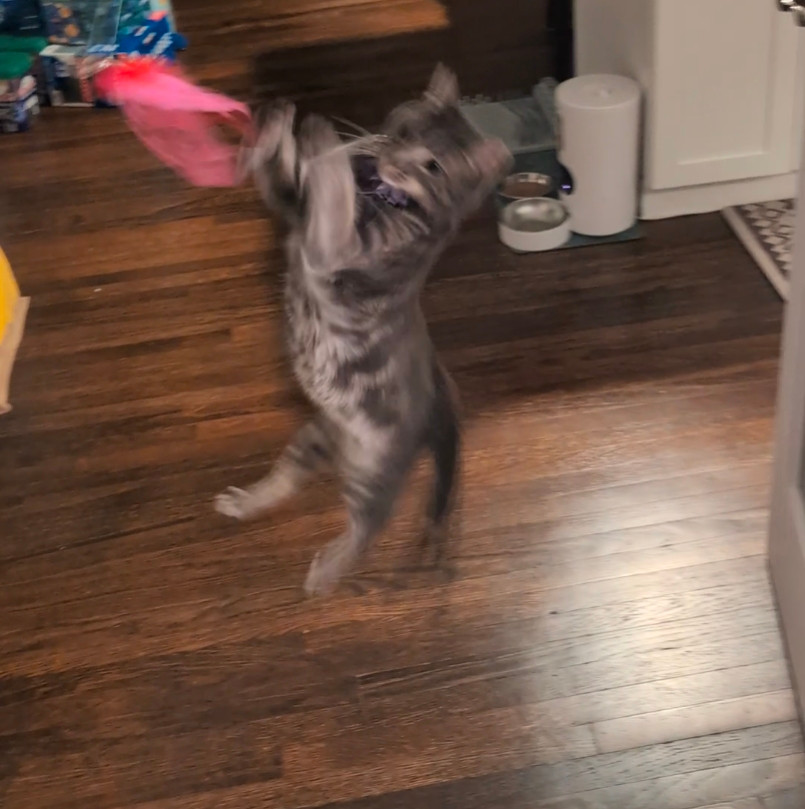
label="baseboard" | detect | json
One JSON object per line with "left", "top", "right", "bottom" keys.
{"left": 641, "top": 172, "right": 799, "bottom": 220}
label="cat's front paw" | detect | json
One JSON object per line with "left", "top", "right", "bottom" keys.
{"left": 214, "top": 487, "right": 258, "bottom": 521}
{"left": 298, "top": 114, "right": 340, "bottom": 153}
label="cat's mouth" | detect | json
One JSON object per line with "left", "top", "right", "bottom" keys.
{"left": 352, "top": 155, "right": 415, "bottom": 209}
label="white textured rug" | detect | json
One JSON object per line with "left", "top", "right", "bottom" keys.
{"left": 722, "top": 199, "right": 794, "bottom": 300}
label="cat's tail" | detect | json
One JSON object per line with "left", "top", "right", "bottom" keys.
{"left": 424, "top": 360, "right": 461, "bottom": 560}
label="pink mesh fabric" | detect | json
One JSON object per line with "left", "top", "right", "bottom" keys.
{"left": 95, "top": 60, "right": 253, "bottom": 187}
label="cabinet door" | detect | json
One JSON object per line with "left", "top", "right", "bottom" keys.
{"left": 769, "top": 14, "right": 805, "bottom": 726}
{"left": 648, "top": 0, "right": 801, "bottom": 190}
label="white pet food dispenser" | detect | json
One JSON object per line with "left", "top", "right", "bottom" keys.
{"left": 555, "top": 74, "right": 641, "bottom": 237}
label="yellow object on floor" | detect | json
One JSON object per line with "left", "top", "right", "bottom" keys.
{"left": 0, "top": 246, "right": 29, "bottom": 414}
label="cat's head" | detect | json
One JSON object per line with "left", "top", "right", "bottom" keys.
{"left": 377, "top": 65, "right": 512, "bottom": 221}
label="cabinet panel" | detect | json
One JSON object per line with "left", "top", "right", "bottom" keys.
{"left": 649, "top": 0, "right": 799, "bottom": 189}
{"left": 795, "top": 33, "right": 805, "bottom": 172}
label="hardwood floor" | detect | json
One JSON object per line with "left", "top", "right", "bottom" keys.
{"left": 180, "top": 0, "right": 449, "bottom": 98}
{"left": 253, "top": 0, "right": 557, "bottom": 124}
{"left": 1, "top": 2, "right": 803, "bottom": 808}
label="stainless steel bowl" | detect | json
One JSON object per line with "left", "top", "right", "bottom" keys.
{"left": 498, "top": 197, "right": 571, "bottom": 252}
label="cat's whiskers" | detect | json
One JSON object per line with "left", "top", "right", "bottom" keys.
{"left": 332, "top": 115, "right": 372, "bottom": 137}
{"left": 309, "top": 133, "right": 390, "bottom": 164}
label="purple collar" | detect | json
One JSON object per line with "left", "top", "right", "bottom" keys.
{"left": 352, "top": 154, "right": 413, "bottom": 209}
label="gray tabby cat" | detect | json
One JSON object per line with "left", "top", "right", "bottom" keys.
{"left": 215, "top": 65, "right": 511, "bottom": 596}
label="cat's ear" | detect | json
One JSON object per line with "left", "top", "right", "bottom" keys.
{"left": 425, "top": 63, "right": 459, "bottom": 108}
{"left": 472, "top": 136, "right": 513, "bottom": 181}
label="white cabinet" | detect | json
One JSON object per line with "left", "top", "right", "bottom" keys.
{"left": 575, "top": 0, "right": 804, "bottom": 219}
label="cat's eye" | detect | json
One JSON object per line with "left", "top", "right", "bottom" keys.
{"left": 425, "top": 159, "right": 443, "bottom": 175}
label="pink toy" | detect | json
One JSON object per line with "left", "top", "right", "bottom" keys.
{"left": 94, "top": 58, "right": 254, "bottom": 187}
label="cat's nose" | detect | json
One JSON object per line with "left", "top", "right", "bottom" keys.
{"left": 382, "top": 166, "right": 407, "bottom": 186}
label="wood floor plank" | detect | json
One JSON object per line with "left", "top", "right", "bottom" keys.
{"left": 546, "top": 755, "right": 805, "bottom": 809}
{"left": 350, "top": 624, "right": 786, "bottom": 706}
{"left": 2, "top": 727, "right": 282, "bottom": 809}
{"left": 690, "top": 801, "right": 764, "bottom": 809}
{"left": 529, "top": 661, "right": 794, "bottom": 728}
{"left": 279, "top": 724, "right": 804, "bottom": 807}
{"left": 761, "top": 785, "right": 805, "bottom": 808}
{"left": 592, "top": 691, "right": 799, "bottom": 754}
{"left": 0, "top": 543, "right": 774, "bottom": 680}
{"left": 0, "top": 558, "right": 776, "bottom": 684}
{"left": 125, "top": 783, "right": 284, "bottom": 809}
{"left": 177, "top": 0, "right": 449, "bottom": 58}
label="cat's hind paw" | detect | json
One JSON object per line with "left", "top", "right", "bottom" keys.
{"left": 304, "top": 536, "right": 359, "bottom": 597}
{"left": 214, "top": 487, "right": 257, "bottom": 521}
